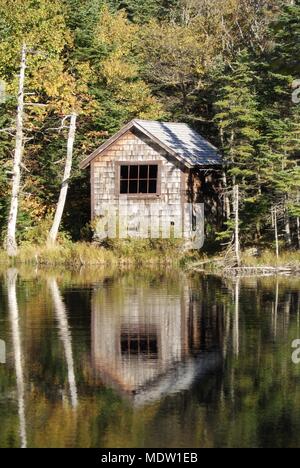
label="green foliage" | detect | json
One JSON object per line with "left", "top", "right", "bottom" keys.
{"left": 109, "top": 0, "right": 163, "bottom": 23}
{"left": 215, "top": 53, "right": 261, "bottom": 182}
{"left": 269, "top": 1, "right": 300, "bottom": 75}
{"left": 0, "top": 0, "right": 300, "bottom": 253}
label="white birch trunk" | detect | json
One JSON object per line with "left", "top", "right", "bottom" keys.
{"left": 285, "top": 214, "right": 292, "bottom": 246}
{"left": 234, "top": 185, "right": 241, "bottom": 266}
{"left": 297, "top": 193, "right": 300, "bottom": 249}
{"left": 222, "top": 171, "right": 231, "bottom": 220}
{"left": 297, "top": 216, "right": 300, "bottom": 250}
{"left": 285, "top": 196, "right": 292, "bottom": 246}
{"left": 6, "top": 44, "right": 27, "bottom": 257}
{"left": 273, "top": 206, "right": 279, "bottom": 259}
{"left": 47, "top": 113, "right": 77, "bottom": 245}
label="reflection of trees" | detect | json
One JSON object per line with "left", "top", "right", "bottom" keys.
{"left": 1, "top": 270, "right": 300, "bottom": 447}
{"left": 272, "top": 280, "right": 279, "bottom": 338}
{"left": 233, "top": 278, "right": 240, "bottom": 358}
{"left": 48, "top": 278, "right": 78, "bottom": 409}
{"left": 7, "top": 269, "right": 27, "bottom": 448}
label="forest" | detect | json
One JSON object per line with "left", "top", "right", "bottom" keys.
{"left": 0, "top": 0, "right": 300, "bottom": 263}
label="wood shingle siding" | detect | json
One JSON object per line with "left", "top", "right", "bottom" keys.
{"left": 91, "top": 130, "right": 184, "bottom": 218}
{"left": 81, "top": 119, "right": 222, "bottom": 246}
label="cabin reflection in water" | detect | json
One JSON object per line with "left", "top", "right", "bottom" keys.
{"left": 92, "top": 275, "right": 222, "bottom": 406}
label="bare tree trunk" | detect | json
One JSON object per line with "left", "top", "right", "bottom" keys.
{"left": 285, "top": 196, "right": 292, "bottom": 247}
{"left": 222, "top": 171, "right": 231, "bottom": 220}
{"left": 233, "top": 185, "right": 241, "bottom": 266}
{"left": 273, "top": 206, "right": 279, "bottom": 259}
{"left": 7, "top": 269, "right": 27, "bottom": 448}
{"left": 285, "top": 215, "right": 292, "bottom": 246}
{"left": 6, "top": 44, "right": 27, "bottom": 257}
{"left": 297, "top": 193, "right": 300, "bottom": 250}
{"left": 297, "top": 217, "right": 300, "bottom": 250}
{"left": 47, "top": 113, "right": 77, "bottom": 246}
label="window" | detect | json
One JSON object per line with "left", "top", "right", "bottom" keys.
{"left": 119, "top": 164, "right": 159, "bottom": 195}
{"left": 121, "top": 325, "right": 158, "bottom": 359}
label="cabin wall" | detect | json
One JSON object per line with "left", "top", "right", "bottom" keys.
{"left": 91, "top": 129, "right": 194, "bottom": 240}
{"left": 91, "top": 276, "right": 191, "bottom": 393}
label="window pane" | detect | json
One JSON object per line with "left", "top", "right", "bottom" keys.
{"left": 129, "top": 180, "right": 138, "bottom": 193}
{"left": 139, "top": 179, "right": 148, "bottom": 193}
{"left": 139, "top": 165, "right": 148, "bottom": 179}
{"left": 149, "top": 180, "right": 157, "bottom": 194}
{"left": 149, "top": 165, "right": 158, "bottom": 179}
{"left": 120, "top": 165, "right": 128, "bottom": 180}
{"left": 120, "top": 180, "right": 128, "bottom": 194}
{"left": 121, "top": 333, "right": 158, "bottom": 357}
{"left": 119, "top": 164, "right": 159, "bottom": 195}
{"left": 130, "top": 165, "right": 138, "bottom": 179}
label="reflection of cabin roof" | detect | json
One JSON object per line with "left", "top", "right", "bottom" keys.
{"left": 95, "top": 352, "right": 221, "bottom": 408}
{"left": 80, "top": 119, "right": 222, "bottom": 169}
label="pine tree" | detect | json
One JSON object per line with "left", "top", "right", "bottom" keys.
{"left": 214, "top": 53, "right": 263, "bottom": 244}
{"left": 257, "top": 1, "right": 300, "bottom": 247}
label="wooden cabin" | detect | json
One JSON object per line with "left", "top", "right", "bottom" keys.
{"left": 80, "top": 119, "right": 222, "bottom": 245}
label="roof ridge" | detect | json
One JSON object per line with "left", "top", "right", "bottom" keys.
{"left": 134, "top": 119, "right": 190, "bottom": 126}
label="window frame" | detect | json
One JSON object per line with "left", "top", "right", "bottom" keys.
{"left": 120, "top": 325, "right": 158, "bottom": 360}
{"left": 115, "top": 161, "right": 162, "bottom": 198}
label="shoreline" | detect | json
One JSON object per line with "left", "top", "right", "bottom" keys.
{"left": 1, "top": 243, "right": 300, "bottom": 277}
{"left": 0, "top": 240, "right": 187, "bottom": 269}
{"left": 189, "top": 253, "right": 300, "bottom": 277}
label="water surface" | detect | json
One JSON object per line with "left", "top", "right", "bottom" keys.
{"left": 0, "top": 267, "right": 300, "bottom": 448}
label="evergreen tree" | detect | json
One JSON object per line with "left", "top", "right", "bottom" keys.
{"left": 109, "top": 0, "right": 163, "bottom": 23}
{"left": 270, "top": 0, "right": 300, "bottom": 75}
{"left": 214, "top": 53, "right": 263, "bottom": 243}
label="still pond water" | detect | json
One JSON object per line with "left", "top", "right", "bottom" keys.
{"left": 0, "top": 267, "right": 300, "bottom": 448}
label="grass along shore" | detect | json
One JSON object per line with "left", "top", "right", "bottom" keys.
{"left": 1, "top": 241, "right": 300, "bottom": 274}
{"left": 190, "top": 250, "right": 300, "bottom": 275}
{"left": 0, "top": 239, "right": 191, "bottom": 268}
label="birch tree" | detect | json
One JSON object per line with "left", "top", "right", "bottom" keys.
{"left": 6, "top": 44, "right": 27, "bottom": 257}
{"left": 272, "top": 206, "right": 279, "bottom": 260}
{"left": 234, "top": 185, "right": 241, "bottom": 266}
{"left": 47, "top": 113, "right": 77, "bottom": 245}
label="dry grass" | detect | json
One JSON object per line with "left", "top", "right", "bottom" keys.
{"left": 3, "top": 241, "right": 297, "bottom": 271}
{"left": 0, "top": 239, "right": 186, "bottom": 268}
{"left": 241, "top": 250, "right": 300, "bottom": 268}
{"left": 188, "top": 249, "right": 300, "bottom": 274}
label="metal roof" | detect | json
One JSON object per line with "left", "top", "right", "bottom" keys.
{"left": 80, "top": 119, "right": 222, "bottom": 169}
{"left": 134, "top": 120, "right": 221, "bottom": 167}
